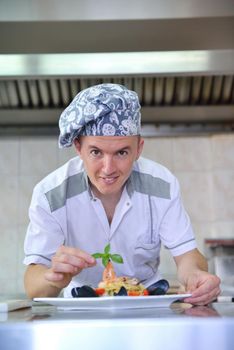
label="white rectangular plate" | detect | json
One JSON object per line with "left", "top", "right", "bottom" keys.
{"left": 34, "top": 294, "right": 191, "bottom": 310}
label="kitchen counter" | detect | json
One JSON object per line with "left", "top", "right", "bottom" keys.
{"left": 0, "top": 302, "right": 234, "bottom": 350}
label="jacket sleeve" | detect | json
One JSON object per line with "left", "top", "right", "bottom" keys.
{"left": 23, "top": 186, "right": 65, "bottom": 267}
{"left": 158, "top": 176, "right": 197, "bottom": 256}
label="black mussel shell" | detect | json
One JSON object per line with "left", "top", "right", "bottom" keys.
{"left": 114, "top": 286, "right": 128, "bottom": 296}
{"left": 71, "top": 285, "right": 98, "bottom": 298}
{"left": 147, "top": 279, "right": 169, "bottom": 295}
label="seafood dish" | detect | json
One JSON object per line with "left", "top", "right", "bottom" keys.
{"left": 71, "top": 256, "right": 169, "bottom": 298}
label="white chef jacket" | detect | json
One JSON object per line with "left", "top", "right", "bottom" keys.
{"left": 24, "top": 156, "right": 196, "bottom": 297}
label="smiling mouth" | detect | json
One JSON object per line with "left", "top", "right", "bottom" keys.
{"left": 101, "top": 176, "right": 118, "bottom": 184}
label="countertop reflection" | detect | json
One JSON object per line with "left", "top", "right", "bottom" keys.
{"left": 1, "top": 302, "right": 234, "bottom": 350}
{"left": 1, "top": 301, "right": 233, "bottom": 323}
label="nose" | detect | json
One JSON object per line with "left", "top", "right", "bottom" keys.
{"left": 102, "top": 155, "right": 116, "bottom": 175}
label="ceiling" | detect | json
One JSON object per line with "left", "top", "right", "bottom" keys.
{"left": 0, "top": 0, "right": 233, "bottom": 135}
{"left": 0, "top": 0, "right": 234, "bottom": 54}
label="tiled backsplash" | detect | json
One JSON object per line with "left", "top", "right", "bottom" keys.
{"left": 0, "top": 134, "right": 234, "bottom": 295}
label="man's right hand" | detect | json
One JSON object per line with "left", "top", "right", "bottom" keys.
{"left": 24, "top": 245, "right": 96, "bottom": 298}
{"left": 44, "top": 245, "right": 96, "bottom": 289}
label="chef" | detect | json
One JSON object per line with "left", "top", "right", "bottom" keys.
{"left": 24, "top": 83, "right": 220, "bottom": 304}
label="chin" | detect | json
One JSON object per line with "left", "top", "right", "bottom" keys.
{"left": 97, "top": 184, "right": 122, "bottom": 196}
{"left": 99, "top": 187, "right": 118, "bottom": 195}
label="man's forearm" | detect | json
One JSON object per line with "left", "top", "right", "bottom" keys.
{"left": 174, "top": 248, "right": 208, "bottom": 285}
{"left": 174, "top": 248, "right": 221, "bottom": 305}
{"left": 24, "top": 264, "right": 62, "bottom": 299}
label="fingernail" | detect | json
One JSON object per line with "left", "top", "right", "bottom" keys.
{"left": 89, "top": 257, "right": 95, "bottom": 263}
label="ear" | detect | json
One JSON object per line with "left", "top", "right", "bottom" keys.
{"left": 74, "top": 138, "right": 81, "bottom": 156}
{"left": 136, "top": 137, "right": 144, "bottom": 160}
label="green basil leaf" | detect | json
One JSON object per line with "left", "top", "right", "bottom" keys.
{"left": 110, "top": 254, "right": 124, "bottom": 264}
{"left": 104, "top": 243, "right": 111, "bottom": 254}
{"left": 102, "top": 256, "right": 110, "bottom": 267}
{"left": 92, "top": 253, "right": 103, "bottom": 259}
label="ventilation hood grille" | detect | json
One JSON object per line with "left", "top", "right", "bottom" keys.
{"left": 1, "top": 75, "right": 233, "bottom": 110}
{"left": 0, "top": 75, "right": 234, "bottom": 110}
{"left": 0, "top": 74, "right": 233, "bottom": 134}
{"left": 0, "top": 0, "right": 234, "bottom": 135}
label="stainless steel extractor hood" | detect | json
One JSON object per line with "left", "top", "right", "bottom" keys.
{"left": 0, "top": 0, "right": 233, "bottom": 135}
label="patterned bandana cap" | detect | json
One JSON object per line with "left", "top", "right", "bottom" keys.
{"left": 58, "top": 83, "right": 141, "bottom": 148}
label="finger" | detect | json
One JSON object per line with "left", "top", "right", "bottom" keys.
{"left": 185, "top": 286, "right": 220, "bottom": 303}
{"left": 184, "top": 287, "right": 220, "bottom": 303}
{"left": 51, "top": 250, "right": 96, "bottom": 279}
{"left": 188, "top": 287, "right": 220, "bottom": 303}
{"left": 44, "top": 270, "right": 65, "bottom": 282}
{"left": 184, "top": 286, "right": 221, "bottom": 305}
{"left": 56, "top": 245, "right": 96, "bottom": 265}
{"left": 187, "top": 276, "right": 220, "bottom": 298}
{"left": 53, "top": 253, "right": 91, "bottom": 270}
{"left": 52, "top": 258, "right": 83, "bottom": 274}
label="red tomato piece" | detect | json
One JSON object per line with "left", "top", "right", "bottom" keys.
{"left": 128, "top": 291, "right": 141, "bottom": 296}
{"left": 95, "top": 288, "right": 105, "bottom": 296}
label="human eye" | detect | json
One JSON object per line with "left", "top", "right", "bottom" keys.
{"left": 90, "top": 149, "right": 101, "bottom": 157}
{"left": 118, "top": 149, "right": 128, "bottom": 157}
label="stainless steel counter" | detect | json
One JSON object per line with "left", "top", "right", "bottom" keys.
{"left": 1, "top": 302, "right": 234, "bottom": 350}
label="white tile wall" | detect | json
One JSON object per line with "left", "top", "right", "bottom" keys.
{"left": 191, "top": 222, "right": 215, "bottom": 253}
{"left": 211, "top": 221, "right": 234, "bottom": 238}
{"left": 142, "top": 138, "right": 173, "bottom": 170}
{"left": 174, "top": 171, "right": 214, "bottom": 222}
{"left": 17, "top": 225, "right": 28, "bottom": 293}
{"left": 18, "top": 175, "right": 43, "bottom": 225}
{"left": 0, "top": 133, "right": 234, "bottom": 294}
{"left": 19, "top": 137, "right": 58, "bottom": 177}
{"left": 211, "top": 134, "right": 234, "bottom": 170}
{"left": 212, "top": 170, "right": 234, "bottom": 220}
{"left": 0, "top": 138, "right": 19, "bottom": 175}
{"left": 172, "top": 136, "right": 212, "bottom": 171}
{"left": 58, "top": 145, "right": 77, "bottom": 166}
{"left": 0, "top": 227, "right": 18, "bottom": 280}
{"left": 0, "top": 175, "right": 19, "bottom": 227}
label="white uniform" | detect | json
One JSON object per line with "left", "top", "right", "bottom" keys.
{"left": 24, "top": 156, "right": 196, "bottom": 297}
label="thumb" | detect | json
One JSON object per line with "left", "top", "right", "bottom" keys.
{"left": 45, "top": 270, "right": 64, "bottom": 282}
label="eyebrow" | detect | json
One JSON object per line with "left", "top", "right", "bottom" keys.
{"left": 88, "top": 145, "right": 131, "bottom": 152}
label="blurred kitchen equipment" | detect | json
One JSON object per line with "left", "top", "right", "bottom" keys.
{"left": 205, "top": 239, "right": 234, "bottom": 295}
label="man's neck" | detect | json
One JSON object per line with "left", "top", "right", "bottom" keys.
{"left": 91, "top": 185, "right": 123, "bottom": 205}
{"left": 90, "top": 185, "right": 124, "bottom": 224}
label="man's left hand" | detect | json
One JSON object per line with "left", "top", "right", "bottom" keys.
{"left": 183, "top": 270, "right": 221, "bottom": 305}
{"left": 174, "top": 249, "right": 221, "bottom": 305}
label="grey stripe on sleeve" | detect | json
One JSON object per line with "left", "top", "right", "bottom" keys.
{"left": 25, "top": 254, "right": 51, "bottom": 262}
{"left": 45, "top": 172, "right": 87, "bottom": 212}
{"left": 128, "top": 171, "right": 171, "bottom": 199}
{"left": 165, "top": 238, "right": 196, "bottom": 250}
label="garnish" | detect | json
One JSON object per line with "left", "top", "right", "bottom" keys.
{"left": 92, "top": 243, "right": 124, "bottom": 267}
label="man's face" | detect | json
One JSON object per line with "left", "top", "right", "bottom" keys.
{"left": 74, "top": 136, "right": 144, "bottom": 198}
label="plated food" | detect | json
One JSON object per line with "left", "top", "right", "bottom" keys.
{"left": 71, "top": 244, "right": 169, "bottom": 298}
